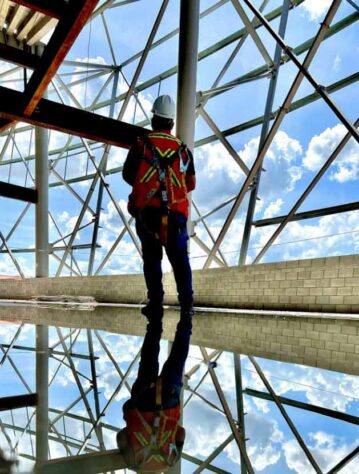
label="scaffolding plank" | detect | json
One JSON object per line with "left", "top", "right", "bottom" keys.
{"left": 16, "top": 10, "right": 44, "bottom": 41}
{"left": 0, "top": 0, "right": 11, "bottom": 28}
{"left": 27, "top": 16, "right": 58, "bottom": 46}
{"left": 11, "top": 0, "right": 65, "bottom": 19}
{"left": 7, "top": 5, "right": 29, "bottom": 35}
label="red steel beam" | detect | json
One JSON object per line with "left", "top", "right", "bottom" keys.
{"left": 0, "top": 0, "right": 100, "bottom": 133}
{"left": 23, "top": 0, "right": 100, "bottom": 115}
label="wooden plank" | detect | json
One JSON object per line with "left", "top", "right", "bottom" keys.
{"left": 11, "top": 0, "right": 65, "bottom": 19}
{"left": 16, "top": 10, "right": 44, "bottom": 41}
{"left": 0, "top": 0, "right": 11, "bottom": 27}
{"left": 0, "top": 85, "right": 147, "bottom": 148}
{"left": 27, "top": 16, "right": 57, "bottom": 45}
{"left": 0, "top": 180, "right": 38, "bottom": 203}
{"left": 0, "top": 42, "right": 40, "bottom": 68}
{"left": 7, "top": 4, "right": 29, "bottom": 34}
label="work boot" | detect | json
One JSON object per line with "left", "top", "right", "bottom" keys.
{"left": 180, "top": 306, "right": 195, "bottom": 319}
{"left": 141, "top": 302, "right": 163, "bottom": 321}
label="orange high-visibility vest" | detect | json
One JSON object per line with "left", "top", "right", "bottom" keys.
{"left": 124, "top": 404, "right": 182, "bottom": 472}
{"left": 123, "top": 378, "right": 182, "bottom": 472}
{"left": 130, "top": 132, "right": 191, "bottom": 218}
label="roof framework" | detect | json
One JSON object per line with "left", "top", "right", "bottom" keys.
{"left": 0, "top": 0, "right": 357, "bottom": 277}
{"left": 0, "top": 312, "right": 358, "bottom": 473}
{"left": 0, "top": 0, "right": 358, "bottom": 470}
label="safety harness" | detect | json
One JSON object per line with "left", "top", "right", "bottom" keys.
{"left": 123, "top": 378, "right": 182, "bottom": 473}
{"left": 128, "top": 133, "right": 191, "bottom": 245}
{"left": 145, "top": 138, "right": 189, "bottom": 245}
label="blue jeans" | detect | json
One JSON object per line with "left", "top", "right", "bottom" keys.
{"left": 131, "top": 207, "right": 194, "bottom": 401}
{"left": 135, "top": 207, "right": 193, "bottom": 311}
{"left": 131, "top": 313, "right": 192, "bottom": 406}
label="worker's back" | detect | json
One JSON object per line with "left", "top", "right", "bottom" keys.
{"left": 117, "top": 379, "right": 185, "bottom": 473}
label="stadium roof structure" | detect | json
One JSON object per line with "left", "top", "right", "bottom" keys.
{"left": 0, "top": 0, "right": 356, "bottom": 277}
{"left": 0, "top": 1, "right": 358, "bottom": 473}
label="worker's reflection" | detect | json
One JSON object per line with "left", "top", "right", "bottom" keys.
{"left": 117, "top": 309, "right": 193, "bottom": 471}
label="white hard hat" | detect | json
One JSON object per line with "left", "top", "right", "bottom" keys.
{"left": 152, "top": 94, "right": 176, "bottom": 120}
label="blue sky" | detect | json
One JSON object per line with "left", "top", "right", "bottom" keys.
{"left": 0, "top": 319, "right": 358, "bottom": 473}
{"left": 0, "top": 0, "right": 358, "bottom": 276}
{"left": 0, "top": 2, "right": 358, "bottom": 472}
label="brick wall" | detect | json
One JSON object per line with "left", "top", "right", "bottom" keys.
{"left": 0, "top": 254, "right": 358, "bottom": 312}
{"left": 1, "top": 304, "right": 358, "bottom": 375}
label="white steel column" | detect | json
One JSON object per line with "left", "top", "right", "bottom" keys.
{"left": 176, "top": 0, "right": 200, "bottom": 240}
{"left": 35, "top": 87, "right": 49, "bottom": 464}
{"left": 176, "top": 0, "right": 200, "bottom": 150}
{"left": 35, "top": 103, "right": 49, "bottom": 278}
{"left": 172, "top": 5, "right": 200, "bottom": 472}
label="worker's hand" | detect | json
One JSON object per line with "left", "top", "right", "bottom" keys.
{"left": 175, "top": 425, "right": 186, "bottom": 446}
{"left": 116, "top": 428, "right": 129, "bottom": 453}
{"left": 127, "top": 193, "right": 139, "bottom": 217}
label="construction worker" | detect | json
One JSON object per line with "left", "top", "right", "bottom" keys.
{"left": 119, "top": 94, "right": 195, "bottom": 470}
{"left": 116, "top": 309, "right": 191, "bottom": 471}
{"left": 123, "top": 94, "right": 196, "bottom": 322}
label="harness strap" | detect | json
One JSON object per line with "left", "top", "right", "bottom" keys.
{"left": 178, "top": 144, "right": 190, "bottom": 173}
{"left": 139, "top": 136, "right": 189, "bottom": 245}
{"left": 155, "top": 377, "right": 162, "bottom": 409}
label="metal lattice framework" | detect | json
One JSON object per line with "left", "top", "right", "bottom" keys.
{"left": 0, "top": 1, "right": 358, "bottom": 472}
{"left": 0, "top": 313, "right": 358, "bottom": 473}
{"left": 0, "top": 0, "right": 356, "bottom": 277}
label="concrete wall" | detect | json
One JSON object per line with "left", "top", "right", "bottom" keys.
{"left": 0, "top": 254, "right": 358, "bottom": 313}
{"left": 1, "top": 303, "right": 358, "bottom": 375}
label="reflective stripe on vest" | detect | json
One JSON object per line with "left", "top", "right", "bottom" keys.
{"left": 130, "top": 133, "right": 190, "bottom": 217}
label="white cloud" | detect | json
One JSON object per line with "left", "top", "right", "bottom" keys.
{"left": 300, "top": 0, "right": 332, "bottom": 21}
{"left": 263, "top": 198, "right": 284, "bottom": 219}
{"left": 243, "top": 358, "right": 359, "bottom": 414}
{"left": 333, "top": 53, "right": 342, "bottom": 72}
{"left": 54, "top": 210, "right": 93, "bottom": 242}
{"left": 0, "top": 254, "right": 34, "bottom": 278}
{"left": 283, "top": 434, "right": 359, "bottom": 473}
{"left": 68, "top": 56, "right": 111, "bottom": 108}
{"left": 303, "top": 124, "right": 359, "bottom": 183}
{"left": 194, "top": 130, "right": 302, "bottom": 213}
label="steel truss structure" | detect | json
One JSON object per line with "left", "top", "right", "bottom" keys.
{"left": 0, "top": 317, "right": 358, "bottom": 473}
{"left": 0, "top": 0, "right": 358, "bottom": 472}
{"left": 0, "top": 0, "right": 356, "bottom": 276}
